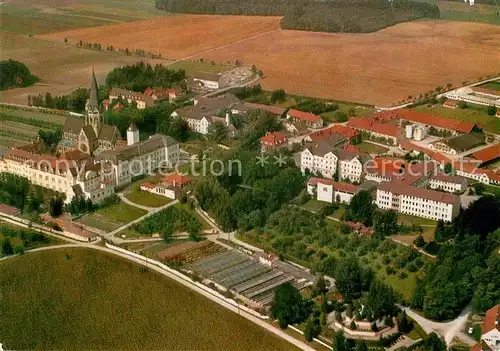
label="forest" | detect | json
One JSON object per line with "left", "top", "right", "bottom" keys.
{"left": 0, "top": 59, "right": 38, "bottom": 90}
{"left": 155, "top": 0, "right": 440, "bottom": 33}
{"left": 105, "top": 61, "right": 186, "bottom": 92}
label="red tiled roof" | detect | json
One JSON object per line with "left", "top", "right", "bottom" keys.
{"left": 287, "top": 109, "right": 321, "bottom": 124}
{"left": 244, "top": 103, "right": 285, "bottom": 116}
{"left": 347, "top": 117, "right": 400, "bottom": 138}
{"left": 473, "top": 144, "right": 500, "bottom": 164}
{"left": 429, "top": 151, "right": 451, "bottom": 164}
{"left": 342, "top": 144, "right": 360, "bottom": 152}
{"left": 365, "top": 157, "right": 405, "bottom": 176}
{"left": 141, "top": 181, "right": 156, "bottom": 189}
{"left": 398, "top": 109, "right": 478, "bottom": 133}
{"left": 429, "top": 173, "right": 466, "bottom": 185}
{"left": 471, "top": 343, "right": 482, "bottom": 351}
{"left": 260, "top": 131, "right": 287, "bottom": 146}
{"left": 378, "top": 181, "right": 458, "bottom": 204}
{"left": 309, "top": 125, "right": 360, "bottom": 142}
{"left": 0, "top": 204, "right": 20, "bottom": 216}
{"left": 333, "top": 181, "right": 357, "bottom": 194}
{"left": 482, "top": 304, "right": 500, "bottom": 334}
{"left": 162, "top": 173, "right": 192, "bottom": 186}
{"left": 453, "top": 160, "right": 500, "bottom": 181}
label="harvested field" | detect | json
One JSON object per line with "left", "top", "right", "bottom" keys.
{"left": 38, "top": 17, "right": 500, "bottom": 106}
{"left": 199, "top": 21, "right": 500, "bottom": 106}
{"left": 39, "top": 15, "right": 282, "bottom": 59}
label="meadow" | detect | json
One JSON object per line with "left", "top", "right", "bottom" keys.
{"left": 78, "top": 201, "right": 147, "bottom": 232}
{"left": 414, "top": 104, "right": 500, "bottom": 134}
{"left": 0, "top": 248, "right": 297, "bottom": 350}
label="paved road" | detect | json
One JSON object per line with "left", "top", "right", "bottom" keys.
{"left": 401, "top": 303, "right": 472, "bottom": 345}
{"left": 0, "top": 243, "right": 314, "bottom": 351}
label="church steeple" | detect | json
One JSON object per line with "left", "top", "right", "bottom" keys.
{"left": 89, "top": 66, "right": 99, "bottom": 109}
{"left": 85, "top": 67, "right": 102, "bottom": 136}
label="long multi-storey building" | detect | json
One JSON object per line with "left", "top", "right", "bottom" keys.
{"left": 376, "top": 181, "right": 460, "bottom": 222}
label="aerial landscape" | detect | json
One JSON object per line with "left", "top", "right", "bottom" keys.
{"left": 0, "top": 0, "right": 499, "bottom": 350}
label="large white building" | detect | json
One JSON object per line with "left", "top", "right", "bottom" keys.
{"left": 336, "top": 149, "right": 371, "bottom": 183}
{"left": 0, "top": 147, "right": 114, "bottom": 204}
{"left": 96, "top": 133, "right": 180, "bottom": 188}
{"left": 171, "top": 94, "right": 239, "bottom": 135}
{"left": 429, "top": 173, "right": 467, "bottom": 193}
{"left": 446, "top": 86, "right": 500, "bottom": 108}
{"left": 376, "top": 181, "right": 460, "bottom": 222}
{"left": 307, "top": 177, "right": 358, "bottom": 204}
{"left": 301, "top": 143, "right": 339, "bottom": 178}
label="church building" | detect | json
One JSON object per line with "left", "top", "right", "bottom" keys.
{"left": 58, "top": 69, "right": 121, "bottom": 155}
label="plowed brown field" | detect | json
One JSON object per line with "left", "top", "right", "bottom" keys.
{"left": 38, "top": 16, "right": 500, "bottom": 106}
{"left": 40, "top": 15, "right": 282, "bottom": 58}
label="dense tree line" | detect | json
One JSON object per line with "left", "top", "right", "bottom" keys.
{"left": 105, "top": 61, "right": 185, "bottom": 92}
{"left": 29, "top": 88, "right": 97, "bottom": 112}
{"left": 411, "top": 196, "right": 500, "bottom": 320}
{"left": 0, "top": 173, "right": 45, "bottom": 213}
{"left": 0, "top": 59, "right": 38, "bottom": 90}
{"left": 0, "top": 224, "right": 48, "bottom": 257}
{"left": 155, "top": 0, "right": 439, "bottom": 33}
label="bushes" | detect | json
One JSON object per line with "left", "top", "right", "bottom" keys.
{"left": 0, "top": 59, "right": 38, "bottom": 90}
{"left": 295, "top": 99, "right": 338, "bottom": 115}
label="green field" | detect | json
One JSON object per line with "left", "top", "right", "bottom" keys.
{"left": 479, "top": 81, "right": 500, "bottom": 91}
{"left": 125, "top": 181, "right": 173, "bottom": 208}
{"left": 0, "top": 106, "right": 68, "bottom": 125}
{"left": 413, "top": 104, "right": 500, "bottom": 134}
{"left": 398, "top": 213, "right": 437, "bottom": 226}
{"left": 356, "top": 141, "right": 390, "bottom": 155}
{"left": 0, "top": 248, "right": 297, "bottom": 350}
{"left": 0, "top": 0, "right": 162, "bottom": 35}
{"left": 78, "top": 201, "right": 147, "bottom": 232}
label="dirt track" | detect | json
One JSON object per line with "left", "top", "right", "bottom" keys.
{"left": 29, "top": 17, "right": 500, "bottom": 106}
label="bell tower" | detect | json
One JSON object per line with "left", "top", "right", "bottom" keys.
{"left": 85, "top": 67, "right": 102, "bottom": 136}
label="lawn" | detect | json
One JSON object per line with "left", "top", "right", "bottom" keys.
{"left": 356, "top": 141, "right": 390, "bottom": 155}
{"left": 478, "top": 81, "right": 500, "bottom": 91}
{"left": 398, "top": 213, "right": 437, "bottom": 226}
{"left": 0, "top": 247, "right": 297, "bottom": 350}
{"left": 413, "top": 104, "right": 500, "bottom": 134}
{"left": 125, "top": 181, "right": 173, "bottom": 208}
{"left": 484, "top": 184, "right": 500, "bottom": 196}
{"left": 78, "top": 201, "right": 147, "bottom": 232}
{"left": 300, "top": 199, "right": 327, "bottom": 213}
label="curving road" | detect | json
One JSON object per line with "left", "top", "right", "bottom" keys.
{"left": 400, "top": 304, "right": 472, "bottom": 345}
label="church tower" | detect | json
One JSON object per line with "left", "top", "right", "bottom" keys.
{"left": 85, "top": 67, "right": 102, "bottom": 136}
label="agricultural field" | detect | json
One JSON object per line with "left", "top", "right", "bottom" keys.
{"left": 0, "top": 247, "right": 297, "bottom": 350}
{"left": 199, "top": 21, "right": 500, "bottom": 106}
{"left": 0, "top": 0, "right": 163, "bottom": 35}
{"left": 413, "top": 104, "right": 500, "bottom": 134}
{"left": 0, "top": 106, "right": 67, "bottom": 125}
{"left": 78, "top": 201, "right": 147, "bottom": 232}
{"left": 39, "top": 15, "right": 282, "bottom": 59}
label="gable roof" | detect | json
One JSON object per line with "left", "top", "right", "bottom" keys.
{"left": 162, "top": 173, "right": 192, "bottom": 186}
{"left": 244, "top": 103, "right": 286, "bottom": 116}
{"left": 473, "top": 144, "right": 500, "bottom": 164}
{"left": 98, "top": 124, "right": 119, "bottom": 142}
{"left": 63, "top": 117, "right": 85, "bottom": 135}
{"left": 260, "top": 131, "right": 287, "bottom": 145}
{"left": 378, "top": 181, "right": 458, "bottom": 204}
{"left": 287, "top": 109, "right": 322, "bottom": 124}
{"left": 308, "top": 125, "right": 359, "bottom": 142}
{"left": 347, "top": 117, "right": 400, "bottom": 138}
{"left": 308, "top": 177, "right": 335, "bottom": 186}
{"left": 482, "top": 304, "right": 500, "bottom": 334}
{"left": 430, "top": 173, "right": 467, "bottom": 185}
{"left": 398, "top": 109, "right": 479, "bottom": 134}
{"left": 82, "top": 125, "right": 97, "bottom": 142}
{"left": 305, "top": 141, "right": 336, "bottom": 157}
